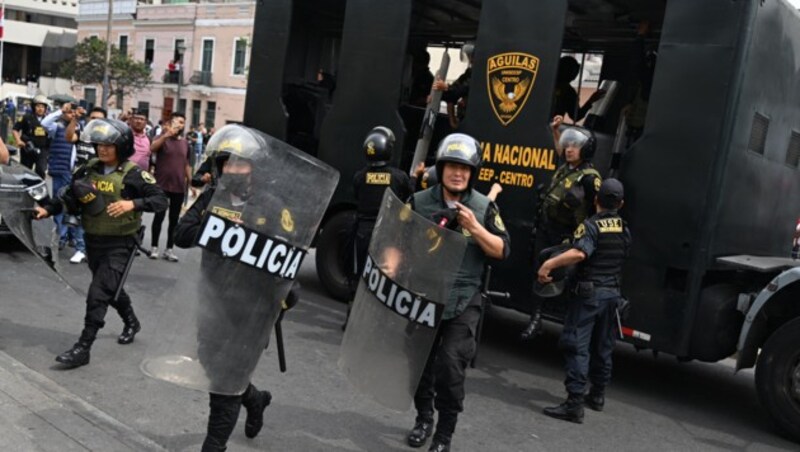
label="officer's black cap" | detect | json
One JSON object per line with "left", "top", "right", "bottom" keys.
{"left": 598, "top": 178, "right": 624, "bottom": 208}
{"left": 72, "top": 179, "right": 105, "bottom": 216}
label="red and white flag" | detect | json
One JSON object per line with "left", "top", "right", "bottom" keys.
{"left": 0, "top": 6, "right": 5, "bottom": 40}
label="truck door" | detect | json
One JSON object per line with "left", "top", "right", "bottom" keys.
{"left": 460, "top": 0, "right": 569, "bottom": 311}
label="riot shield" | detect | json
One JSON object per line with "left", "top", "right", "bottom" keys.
{"left": 141, "top": 126, "right": 339, "bottom": 395}
{"left": 339, "top": 190, "right": 467, "bottom": 411}
{"left": 0, "top": 163, "right": 61, "bottom": 278}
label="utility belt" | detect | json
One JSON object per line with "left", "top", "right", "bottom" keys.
{"left": 572, "top": 281, "right": 620, "bottom": 299}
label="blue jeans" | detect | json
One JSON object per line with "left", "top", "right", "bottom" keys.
{"left": 559, "top": 288, "right": 619, "bottom": 395}
{"left": 51, "top": 173, "right": 86, "bottom": 253}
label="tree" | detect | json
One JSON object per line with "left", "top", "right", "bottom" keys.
{"left": 61, "top": 37, "right": 152, "bottom": 102}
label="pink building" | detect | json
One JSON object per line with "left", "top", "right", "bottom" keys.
{"left": 75, "top": 0, "right": 254, "bottom": 130}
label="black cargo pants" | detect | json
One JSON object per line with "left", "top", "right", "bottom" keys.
{"left": 201, "top": 383, "right": 260, "bottom": 452}
{"left": 80, "top": 236, "right": 136, "bottom": 344}
{"left": 413, "top": 305, "right": 481, "bottom": 444}
{"left": 559, "top": 287, "right": 619, "bottom": 396}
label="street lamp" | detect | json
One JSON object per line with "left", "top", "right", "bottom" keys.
{"left": 175, "top": 43, "right": 186, "bottom": 112}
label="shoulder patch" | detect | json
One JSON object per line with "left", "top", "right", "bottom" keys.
{"left": 141, "top": 170, "right": 156, "bottom": 184}
{"left": 594, "top": 177, "right": 601, "bottom": 192}
{"left": 493, "top": 213, "right": 506, "bottom": 232}
{"left": 574, "top": 223, "right": 586, "bottom": 240}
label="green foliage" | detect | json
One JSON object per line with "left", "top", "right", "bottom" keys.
{"left": 60, "top": 37, "right": 152, "bottom": 101}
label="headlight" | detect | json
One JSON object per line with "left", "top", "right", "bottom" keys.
{"left": 27, "top": 184, "right": 49, "bottom": 202}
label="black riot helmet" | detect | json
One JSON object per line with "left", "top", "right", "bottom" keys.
{"left": 435, "top": 133, "right": 482, "bottom": 191}
{"left": 206, "top": 124, "right": 263, "bottom": 176}
{"left": 80, "top": 118, "right": 134, "bottom": 161}
{"left": 558, "top": 126, "right": 596, "bottom": 161}
{"left": 363, "top": 126, "right": 395, "bottom": 167}
{"left": 533, "top": 244, "right": 576, "bottom": 298}
{"left": 204, "top": 124, "right": 266, "bottom": 199}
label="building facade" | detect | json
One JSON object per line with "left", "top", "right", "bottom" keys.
{"left": 75, "top": 0, "right": 254, "bottom": 130}
{"left": 1, "top": 0, "right": 78, "bottom": 101}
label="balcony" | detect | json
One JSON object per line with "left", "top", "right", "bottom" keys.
{"left": 162, "top": 70, "right": 181, "bottom": 84}
{"left": 190, "top": 70, "right": 213, "bottom": 86}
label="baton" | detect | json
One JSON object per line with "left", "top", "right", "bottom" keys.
{"left": 471, "top": 266, "right": 510, "bottom": 368}
{"left": 113, "top": 226, "right": 146, "bottom": 303}
{"left": 275, "top": 311, "right": 287, "bottom": 372}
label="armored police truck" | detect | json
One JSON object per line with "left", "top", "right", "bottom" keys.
{"left": 242, "top": 0, "right": 800, "bottom": 442}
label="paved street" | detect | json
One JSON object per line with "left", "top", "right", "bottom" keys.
{"left": 0, "top": 226, "right": 798, "bottom": 452}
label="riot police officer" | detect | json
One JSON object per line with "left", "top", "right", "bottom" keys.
{"left": 34, "top": 118, "right": 168, "bottom": 368}
{"left": 521, "top": 117, "right": 601, "bottom": 339}
{"left": 13, "top": 95, "right": 50, "bottom": 178}
{"left": 343, "top": 126, "right": 413, "bottom": 329}
{"left": 537, "top": 178, "right": 631, "bottom": 423}
{"left": 406, "top": 133, "right": 510, "bottom": 452}
{"left": 173, "top": 126, "right": 291, "bottom": 451}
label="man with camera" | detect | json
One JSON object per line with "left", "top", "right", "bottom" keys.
{"left": 42, "top": 102, "right": 87, "bottom": 263}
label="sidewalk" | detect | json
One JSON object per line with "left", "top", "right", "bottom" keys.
{"left": 0, "top": 351, "right": 166, "bottom": 452}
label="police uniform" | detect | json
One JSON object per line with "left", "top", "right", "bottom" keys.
{"left": 352, "top": 164, "right": 412, "bottom": 280}
{"left": 406, "top": 133, "right": 510, "bottom": 451}
{"left": 523, "top": 130, "right": 601, "bottom": 339}
{"left": 14, "top": 111, "right": 50, "bottom": 178}
{"left": 543, "top": 178, "right": 631, "bottom": 423}
{"left": 44, "top": 119, "right": 168, "bottom": 368}
{"left": 174, "top": 188, "right": 274, "bottom": 452}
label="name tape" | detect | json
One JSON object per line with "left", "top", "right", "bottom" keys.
{"left": 196, "top": 213, "right": 305, "bottom": 280}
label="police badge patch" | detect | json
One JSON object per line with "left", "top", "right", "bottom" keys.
{"left": 574, "top": 223, "right": 586, "bottom": 240}
{"left": 142, "top": 171, "right": 156, "bottom": 184}
{"left": 487, "top": 52, "right": 539, "bottom": 126}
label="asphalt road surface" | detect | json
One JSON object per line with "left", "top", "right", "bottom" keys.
{"left": 0, "top": 228, "right": 797, "bottom": 452}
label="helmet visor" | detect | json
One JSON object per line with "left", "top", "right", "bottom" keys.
{"left": 205, "top": 124, "right": 262, "bottom": 161}
{"left": 80, "top": 119, "right": 122, "bottom": 146}
{"left": 558, "top": 128, "right": 590, "bottom": 151}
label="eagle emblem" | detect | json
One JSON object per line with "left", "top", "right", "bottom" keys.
{"left": 486, "top": 52, "right": 539, "bottom": 126}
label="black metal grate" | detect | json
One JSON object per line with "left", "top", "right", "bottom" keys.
{"left": 786, "top": 131, "right": 800, "bottom": 168}
{"left": 748, "top": 112, "right": 769, "bottom": 155}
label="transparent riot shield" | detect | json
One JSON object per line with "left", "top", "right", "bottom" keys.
{"left": 0, "top": 163, "right": 61, "bottom": 279}
{"left": 339, "top": 190, "right": 467, "bottom": 411}
{"left": 141, "top": 126, "right": 339, "bottom": 395}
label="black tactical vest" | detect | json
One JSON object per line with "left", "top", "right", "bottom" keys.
{"left": 354, "top": 165, "right": 408, "bottom": 220}
{"left": 576, "top": 211, "right": 629, "bottom": 287}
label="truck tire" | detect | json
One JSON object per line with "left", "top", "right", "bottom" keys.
{"left": 315, "top": 210, "right": 356, "bottom": 302}
{"left": 755, "top": 317, "right": 800, "bottom": 443}
{"left": 689, "top": 284, "right": 743, "bottom": 362}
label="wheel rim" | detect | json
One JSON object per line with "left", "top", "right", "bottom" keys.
{"left": 791, "top": 353, "right": 800, "bottom": 404}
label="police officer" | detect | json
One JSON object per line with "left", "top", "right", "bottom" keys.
{"left": 406, "top": 133, "right": 510, "bottom": 452}
{"left": 343, "top": 126, "right": 413, "bottom": 329}
{"left": 13, "top": 95, "right": 50, "bottom": 178}
{"left": 521, "top": 117, "right": 601, "bottom": 339}
{"left": 173, "top": 130, "right": 282, "bottom": 451}
{"left": 433, "top": 43, "right": 474, "bottom": 130}
{"left": 33, "top": 118, "right": 168, "bottom": 368}
{"left": 538, "top": 178, "right": 631, "bottom": 423}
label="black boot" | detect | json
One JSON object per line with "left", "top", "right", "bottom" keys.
{"left": 586, "top": 388, "right": 605, "bottom": 412}
{"left": 543, "top": 394, "right": 585, "bottom": 424}
{"left": 242, "top": 384, "right": 272, "bottom": 439}
{"left": 428, "top": 441, "right": 450, "bottom": 452}
{"left": 118, "top": 309, "right": 141, "bottom": 345}
{"left": 55, "top": 342, "right": 91, "bottom": 368}
{"left": 407, "top": 416, "right": 434, "bottom": 448}
{"left": 520, "top": 311, "right": 543, "bottom": 340}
